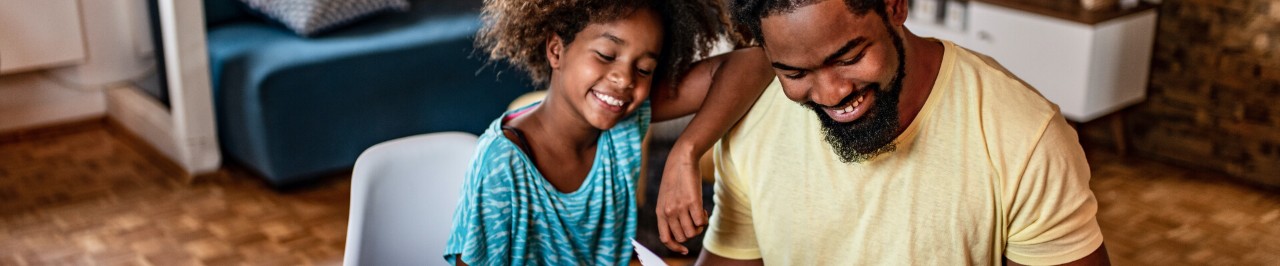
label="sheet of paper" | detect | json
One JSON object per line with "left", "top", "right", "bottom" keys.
{"left": 631, "top": 238, "right": 670, "bottom": 266}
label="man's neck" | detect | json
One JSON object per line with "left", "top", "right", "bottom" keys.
{"left": 895, "top": 29, "right": 945, "bottom": 134}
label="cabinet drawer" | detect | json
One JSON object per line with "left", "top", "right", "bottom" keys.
{"left": 0, "top": 0, "right": 86, "bottom": 74}
{"left": 967, "top": 2, "right": 1094, "bottom": 116}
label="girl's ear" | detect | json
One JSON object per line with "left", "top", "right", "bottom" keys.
{"left": 547, "top": 35, "right": 565, "bottom": 69}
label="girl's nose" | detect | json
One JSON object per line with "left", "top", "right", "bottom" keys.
{"left": 608, "top": 67, "right": 635, "bottom": 90}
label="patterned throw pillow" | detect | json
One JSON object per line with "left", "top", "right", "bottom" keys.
{"left": 239, "top": 0, "right": 410, "bottom": 36}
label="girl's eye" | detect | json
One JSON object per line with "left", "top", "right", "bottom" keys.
{"left": 595, "top": 51, "right": 616, "bottom": 62}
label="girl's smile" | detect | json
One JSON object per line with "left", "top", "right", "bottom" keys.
{"left": 547, "top": 7, "right": 663, "bottom": 131}
{"left": 590, "top": 89, "right": 631, "bottom": 113}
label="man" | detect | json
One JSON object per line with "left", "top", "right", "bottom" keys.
{"left": 683, "top": 0, "right": 1109, "bottom": 264}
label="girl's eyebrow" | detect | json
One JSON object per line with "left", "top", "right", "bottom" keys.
{"left": 600, "top": 32, "right": 626, "bottom": 45}
{"left": 600, "top": 32, "right": 659, "bottom": 60}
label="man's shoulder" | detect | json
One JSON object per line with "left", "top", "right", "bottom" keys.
{"left": 944, "top": 44, "right": 1065, "bottom": 172}
{"left": 728, "top": 77, "right": 807, "bottom": 137}
{"left": 949, "top": 44, "right": 1060, "bottom": 135}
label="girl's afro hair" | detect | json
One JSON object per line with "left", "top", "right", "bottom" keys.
{"left": 476, "top": 0, "right": 735, "bottom": 89}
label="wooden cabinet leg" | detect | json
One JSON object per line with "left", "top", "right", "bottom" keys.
{"left": 1111, "top": 114, "right": 1127, "bottom": 156}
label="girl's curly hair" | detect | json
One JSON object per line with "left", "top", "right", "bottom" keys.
{"left": 476, "top": 0, "right": 733, "bottom": 89}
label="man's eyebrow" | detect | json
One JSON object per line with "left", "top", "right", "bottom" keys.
{"left": 771, "top": 62, "right": 805, "bottom": 71}
{"left": 770, "top": 36, "right": 868, "bottom": 72}
{"left": 823, "top": 36, "right": 866, "bottom": 64}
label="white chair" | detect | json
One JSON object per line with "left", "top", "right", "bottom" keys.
{"left": 344, "top": 132, "right": 479, "bottom": 266}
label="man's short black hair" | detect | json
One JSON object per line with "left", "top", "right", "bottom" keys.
{"left": 730, "top": 0, "right": 888, "bottom": 45}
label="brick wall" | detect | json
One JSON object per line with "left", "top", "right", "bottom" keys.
{"left": 1084, "top": 0, "right": 1280, "bottom": 186}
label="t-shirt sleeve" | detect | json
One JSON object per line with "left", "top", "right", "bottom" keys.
{"left": 443, "top": 142, "right": 519, "bottom": 265}
{"left": 702, "top": 140, "right": 762, "bottom": 260}
{"left": 1004, "top": 115, "right": 1105, "bottom": 265}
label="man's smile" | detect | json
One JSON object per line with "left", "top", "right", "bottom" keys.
{"left": 820, "top": 89, "right": 877, "bottom": 123}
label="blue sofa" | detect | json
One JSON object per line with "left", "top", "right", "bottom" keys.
{"left": 204, "top": 0, "right": 531, "bottom": 186}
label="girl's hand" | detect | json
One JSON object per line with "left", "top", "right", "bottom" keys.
{"left": 655, "top": 151, "right": 707, "bottom": 255}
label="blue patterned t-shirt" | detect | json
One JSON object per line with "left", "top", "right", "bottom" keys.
{"left": 444, "top": 101, "right": 650, "bottom": 265}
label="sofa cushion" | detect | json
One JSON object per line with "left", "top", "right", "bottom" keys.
{"left": 204, "top": 0, "right": 534, "bottom": 185}
{"left": 205, "top": 0, "right": 249, "bottom": 27}
{"left": 239, "top": 0, "right": 410, "bottom": 36}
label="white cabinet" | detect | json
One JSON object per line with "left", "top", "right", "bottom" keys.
{"left": 0, "top": 0, "right": 86, "bottom": 74}
{"left": 908, "top": 1, "right": 1158, "bottom": 122}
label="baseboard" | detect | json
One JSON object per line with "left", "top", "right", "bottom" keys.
{"left": 105, "top": 86, "right": 219, "bottom": 182}
{"left": 104, "top": 117, "right": 194, "bottom": 182}
{"left": 0, "top": 116, "right": 105, "bottom": 144}
{"left": 0, "top": 71, "right": 108, "bottom": 133}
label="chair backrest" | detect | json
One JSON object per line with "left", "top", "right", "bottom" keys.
{"left": 344, "top": 132, "right": 479, "bottom": 266}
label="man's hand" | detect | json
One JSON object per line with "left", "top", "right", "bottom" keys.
{"left": 655, "top": 151, "right": 708, "bottom": 255}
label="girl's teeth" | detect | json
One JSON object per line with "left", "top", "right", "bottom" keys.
{"left": 594, "top": 91, "right": 624, "bottom": 106}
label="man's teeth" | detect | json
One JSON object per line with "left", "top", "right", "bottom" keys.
{"left": 594, "top": 91, "right": 625, "bottom": 107}
{"left": 834, "top": 92, "right": 867, "bottom": 115}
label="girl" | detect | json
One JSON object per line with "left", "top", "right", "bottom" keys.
{"left": 443, "top": 0, "right": 773, "bottom": 264}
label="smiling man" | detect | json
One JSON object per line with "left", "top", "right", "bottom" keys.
{"left": 691, "top": 0, "right": 1110, "bottom": 265}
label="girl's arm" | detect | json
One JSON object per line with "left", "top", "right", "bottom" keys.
{"left": 651, "top": 48, "right": 769, "bottom": 122}
{"left": 649, "top": 47, "right": 774, "bottom": 254}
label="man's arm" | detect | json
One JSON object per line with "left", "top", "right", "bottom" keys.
{"left": 1007, "top": 244, "right": 1111, "bottom": 266}
{"left": 1004, "top": 114, "right": 1108, "bottom": 265}
{"left": 694, "top": 249, "right": 764, "bottom": 266}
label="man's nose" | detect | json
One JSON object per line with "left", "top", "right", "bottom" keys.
{"left": 811, "top": 70, "right": 855, "bottom": 107}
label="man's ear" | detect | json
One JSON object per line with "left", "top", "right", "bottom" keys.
{"left": 547, "top": 35, "right": 565, "bottom": 69}
{"left": 885, "top": 0, "right": 908, "bottom": 27}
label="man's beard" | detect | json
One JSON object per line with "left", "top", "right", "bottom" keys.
{"left": 806, "top": 27, "right": 907, "bottom": 164}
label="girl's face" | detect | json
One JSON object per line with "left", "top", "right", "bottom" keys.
{"left": 546, "top": 7, "right": 663, "bottom": 131}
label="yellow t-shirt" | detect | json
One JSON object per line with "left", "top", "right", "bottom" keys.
{"left": 705, "top": 40, "right": 1103, "bottom": 265}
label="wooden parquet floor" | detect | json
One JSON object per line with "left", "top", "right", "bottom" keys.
{"left": 1, "top": 122, "right": 1278, "bottom": 265}
{"left": 0, "top": 124, "right": 350, "bottom": 265}
{"left": 1088, "top": 147, "right": 1280, "bottom": 265}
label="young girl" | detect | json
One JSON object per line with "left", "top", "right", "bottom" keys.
{"left": 443, "top": 0, "right": 773, "bottom": 264}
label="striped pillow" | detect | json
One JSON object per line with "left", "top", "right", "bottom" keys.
{"left": 240, "top": 0, "right": 410, "bottom": 36}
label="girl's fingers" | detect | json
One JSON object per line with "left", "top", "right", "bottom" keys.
{"left": 689, "top": 208, "right": 708, "bottom": 237}
{"left": 690, "top": 204, "right": 708, "bottom": 227}
{"left": 658, "top": 213, "right": 689, "bottom": 254}
{"left": 677, "top": 209, "right": 698, "bottom": 240}
{"left": 669, "top": 213, "right": 689, "bottom": 243}
{"left": 665, "top": 211, "right": 696, "bottom": 254}
{"left": 657, "top": 215, "right": 671, "bottom": 244}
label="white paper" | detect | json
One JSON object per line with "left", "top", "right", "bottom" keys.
{"left": 631, "top": 239, "right": 670, "bottom": 266}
